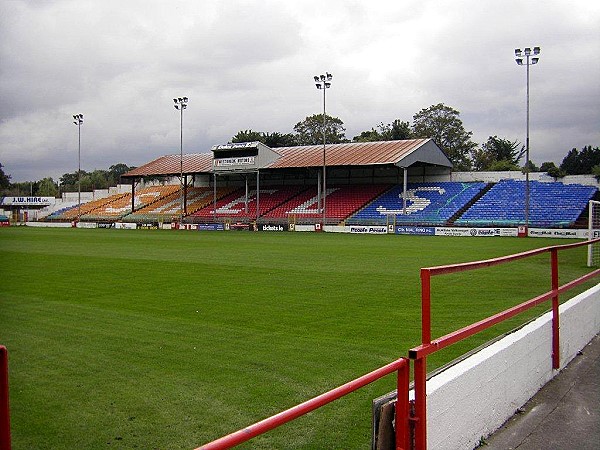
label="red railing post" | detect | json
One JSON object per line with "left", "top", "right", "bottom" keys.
{"left": 421, "top": 269, "right": 431, "bottom": 345}
{"left": 0, "top": 346, "right": 10, "bottom": 450}
{"left": 414, "top": 268, "right": 431, "bottom": 450}
{"left": 551, "top": 248, "right": 560, "bottom": 369}
{"left": 197, "top": 239, "right": 600, "bottom": 450}
{"left": 395, "top": 359, "right": 410, "bottom": 450}
{"left": 413, "top": 357, "right": 427, "bottom": 450}
{"left": 198, "top": 359, "right": 409, "bottom": 450}
{"left": 408, "top": 240, "right": 600, "bottom": 450}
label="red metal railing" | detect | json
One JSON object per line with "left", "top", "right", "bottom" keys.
{"left": 408, "top": 238, "right": 600, "bottom": 450}
{"left": 197, "top": 357, "right": 410, "bottom": 450}
{"left": 0, "top": 346, "right": 10, "bottom": 450}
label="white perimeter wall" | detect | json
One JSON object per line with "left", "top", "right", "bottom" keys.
{"left": 425, "top": 283, "right": 600, "bottom": 450}
{"left": 429, "top": 171, "right": 600, "bottom": 187}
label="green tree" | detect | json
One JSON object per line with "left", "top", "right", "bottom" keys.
{"left": 560, "top": 148, "right": 579, "bottom": 174}
{"left": 352, "top": 128, "right": 382, "bottom": 142}
{"left": 0, "top": 163, "right": 11, "bottom": 192}
{"left": 547, "top": 166, "right": 566, "bottom": 179}
{"left": 293, "top": 114, "right": 347, "bottom": 145}
{"left": 352, "top": 119, "right": 412, "bottom": 142}
{"left": 592, "top": 164, "right": 600, "bottom": 182}
{"left": 59, "top": 171, "right": 83, "bottom": 192}
{"left": 540, "top": 161, "right": 557, "bottom": 172}
{"left": 472, "top": 136, "right": 525, "bottom": 171}
{"left": 560, "top": 146, "right": 600, "bottom": 175}
{"left": 262, "top": 132, "right": 296, "bottom": 148}
{"left": 488, "top": 160, "right": 520, "bottom": 171}
{"left": 522, "top": 160, "right": 539, "bottom": 173}
{"left": 79, "top": 173, "right": 93, "bottom": 192}
{"left": 231, "top": 130, "right": 265, "bottom": 144}
{"left": 109, "top": 163, "right": 133, "bottom": 184}
{"left": 37, "top": 177, "right": 59, "bottom": 196}
{"left": 411, "top": 103, "right": 476, "bottom": 170}
{"left": 231, "top": 130, "right": 296, "bottom": 148}
{"left": 380, "top": 119, "right": 412, "bottom": 140}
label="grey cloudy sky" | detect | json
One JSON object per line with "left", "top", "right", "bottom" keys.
{"left": 1, "top": 0, "right": 599, "bottom": 182}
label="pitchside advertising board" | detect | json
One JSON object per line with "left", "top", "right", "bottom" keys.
{"left": 1, "top": 196, "right": 56, "bottom": 206}
{"left": 259, "top": 224, "right": 289, "bottom": 232}
{"left": 395, "top": 226, "right": 436, "bottom": 235}
{"left": 394, "top": 226, "right": 518, "bottom": 237}
{"left": 434, "top": 227, "right": 518, "bottom": 237}
{"left": 349, "top": 225, "right": 388, "bottom": 234}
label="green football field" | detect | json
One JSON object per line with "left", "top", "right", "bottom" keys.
{"left": 0, "top": 227, "right": 596, "bottom": 449}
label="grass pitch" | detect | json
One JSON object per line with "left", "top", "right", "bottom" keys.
{"left": 0, "top": 227, "right": 596, "bottom": 449}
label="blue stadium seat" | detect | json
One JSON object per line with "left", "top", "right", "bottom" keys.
{"left": 455, "top": 180, "right": 597, "bottom": 227}
{"left": 349, "top": 182, "right": 487, "bottom": 225}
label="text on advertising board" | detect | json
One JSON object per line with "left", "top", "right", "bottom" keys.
{"left": 1, "top": 196, "right": 55, "bottom": 206}
{"left": 213, "top": 156, "right": 256, "bottom": 167}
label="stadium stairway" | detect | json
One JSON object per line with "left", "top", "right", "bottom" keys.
{"left": 348, "top": 182, "right": 487, "bottom": 226}
{"left": 191, "top": 185, "right": 311, "bottom": 223}
{"left": 572, "top": 189, "right": 600, "bottom": 229}
{"left": 447, "top": 183, "right": 494, "bottom": 225}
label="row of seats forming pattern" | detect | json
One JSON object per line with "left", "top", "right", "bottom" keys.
{"left": 263, "top": 184, "right": 392, "bottom": 220}
{"left": 81, "top": 185, "right": 180, "bottom": 220}
{"left": 191, "top": 185, "right": 310, "bottom": 218}
{"left": 350, "top": 182, "right": 487, "bottom": 224}
{"left": 455, "top": 180, "right": 597, "bottom": 227}
{"left": 122, "top": 187, "right": 237, "bottom": 221}
{"left": 51, "top": 180, "right": 597, "bottom": 226}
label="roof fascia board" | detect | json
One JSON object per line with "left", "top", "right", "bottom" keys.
{"left": 395, "top": 139, "right": 453, "bottom": 169}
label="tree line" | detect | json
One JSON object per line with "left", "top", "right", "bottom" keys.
{"left": 1, "top": 102, "right": 598, "bottom": 196}
{"left": 231, "top": 102, "right": 599, "bottom": 178}
{"left": 0, "top": 163, "right": 134, "bottom": 197}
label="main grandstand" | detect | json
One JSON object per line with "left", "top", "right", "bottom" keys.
{"left": 44, "top": 139, "right": 598, "bottom": 229}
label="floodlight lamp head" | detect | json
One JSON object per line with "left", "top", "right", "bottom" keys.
{"left": 174, "top": 104, "right": 180, "bottom": 110}
{"left": 182, "top": 97, "right": 188, "bottom": 103}
{"left": 325, "top": 82, "right": 331, "bottom": 88}
{"left": 516, "top": 58, "right": 523, "bottom": 65}
{"left": 515, "top": 48, "right": 522, "bottom": 57}
{"left": 533, "top": 46, "right": 540, "bottom": 55}
{"left": 320, "top": 74, "right": 325, "bottom": 81}
{"left": 314, "top": 76, "right": 320, "bottom": 82}
{"left": 173, "top": 98, "right": 177, "bottom": 103}
{"left": 524, "top": 47, "right": 531, "bottom": 56}
{"left": 532, "top": 57, "right": 539, "bottom": 64}
{"left": 326, "top": 72, "right": 332, "bottom": 81}
{"left": 316, "top": 84, "right": 322, "bottom": 89}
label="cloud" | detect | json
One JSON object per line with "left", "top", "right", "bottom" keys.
{"left": 0, "top": 0, "right": 598, "bottom": 182}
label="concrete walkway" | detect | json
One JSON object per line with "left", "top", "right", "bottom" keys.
{"left": 483, "top": 333, "right": 600, "bottom": 450}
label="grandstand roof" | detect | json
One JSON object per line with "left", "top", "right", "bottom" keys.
{"left": 122, "top": 138, "right": 451, "bottom": 178}
{"left": 268, "top": 139, "right": 450, "bottom": 168}
{"left": 124, "top": 153, "right": 213, "bottom": 177}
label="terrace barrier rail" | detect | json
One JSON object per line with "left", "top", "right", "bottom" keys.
{"left": 408, "top": 238, "right": 600, "bottom": 450}
{"left": 0, "top": 345, "right": 10, "bottom": 450}
{"left": 197, "top": 358, "right": 410, "bottom": 450}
